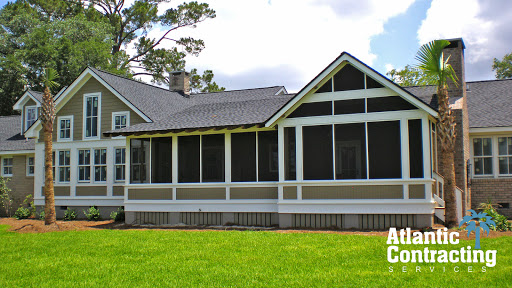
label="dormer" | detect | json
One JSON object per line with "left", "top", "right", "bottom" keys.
{"left": 13, "top": 90, "right": 43, "bottom": 135}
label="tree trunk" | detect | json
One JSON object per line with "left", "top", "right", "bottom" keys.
{"left": 440, "top": 147, "right": 457, "bottom": 227}
{"left": 44, "top": 126, "right": 56, "bottom": 225}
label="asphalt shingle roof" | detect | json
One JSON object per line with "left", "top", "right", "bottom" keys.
{"left": 27, "top": 90, "right": 43, "bottom": 103}
{"left": 466, "top": 79, "right": 512, "bottom": 128}
{"left": 0, "top": 115, "right": 35, "bottom": 152}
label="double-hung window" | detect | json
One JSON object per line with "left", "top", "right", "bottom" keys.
{"left": 58, "top": 116, "right": 73, "bottom": 141}
{"left": 114, "top": 148, "right": 126, "bottom": 182}
{"left": 58, "top": 151, "right": 70, "bottom": 183}
{"left": 27, "top": 156, "right": 34, "bottom": 176}
{"left": 112, "top": 112, "right": 129, "bottom": 130}
{"left": 84, "top": 93, "right": 100, "bottom": 139}
{"left": 498, "top": 137, "right": 512, "bottom": 175}
{"left": 94, "top": 149, "right": 107, "bottom": 182}
{"left": 473, "top": 138, "right": 493, "bottom": 176}
{"left": 2, "top": 157, "right": 13, "bottom": 176}
{"left": 25, "top": 106, "right": 37, "bottom": 131}
{"left": 78, "top": 149, "right": 91, "bottom": 182}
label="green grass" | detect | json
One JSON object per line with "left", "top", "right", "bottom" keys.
{"left": 0, "top": 225, "right": 511, "bottom": 287}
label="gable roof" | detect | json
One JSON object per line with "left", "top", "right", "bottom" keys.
{"left": 0, "top": 115, "right": 35, "bottom": 152}
{"left": 466, "top": 79, "right": 512, "bottom": 128}
{"left": 12, "top": 90, "right": 43, "bottom": 110}
{"left": 264, "top": 52, "right": 438, "bottom": 126}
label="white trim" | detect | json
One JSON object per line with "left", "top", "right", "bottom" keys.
{"left": 111, "top": 111, "right": 130, "bottom": 131}
{"left": 265, "top": 53, "right": 437, "bottom": 127}
{"left": 1, "top": 156, "right": 13, "bottom": 177}
{"left": 83, "top": 92, "right": 101, "bottom": 140}
{"left": 0, "top": 150, "right": 34, "bottom": 156}
{"left": 24, "top": 105, "right": 38, "bottom": 132}
{"left": 113, "top": 147, "right": 126, "bottom": 182}
{"left": 470, "top": 126, "right": 512, "bottom": 134}
{"left": 274, "top": 87, "right": 288, "bottom": 95}
{"left": 26, "top": 155, "right": 35, "bottom": 176}
{"left": 13, "top": 91, "right": 41, "bottom": 110}
{"left": 57, "top": 115, "right": 74, "bottom": 142}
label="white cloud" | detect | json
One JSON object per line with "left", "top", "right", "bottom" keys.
{"left": 151, "top": 0, "right": 415, "bottom": 91}
{"left": 385, "top": 64, "right": 395, "bottom": 72}
{"left": 417, "top": 0, "right": 511, "bottom": 81}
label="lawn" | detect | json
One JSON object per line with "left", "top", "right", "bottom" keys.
{"left": 0, "top": 225, "right": 511, "bottom": 287}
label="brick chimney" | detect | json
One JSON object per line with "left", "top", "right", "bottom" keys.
{"left": 441, "top": 38, "right": 471, "bottom": 213}
{"left": 169, "top": 71, "right": 190, "bottom": 96}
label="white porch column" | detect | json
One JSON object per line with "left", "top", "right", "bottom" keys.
{"left": 225, "top": 133, "right": 231, "bottom": 200}
{"left": 422, "top": 116, "right": 432, "bottom": 178}
{"left": 296, "top": 125, "right": 303, "bottom": 181}
{"left": 400, "top": 119, "right": 410, "bottom": 199}
{"left": 172, "top": 135, "right": 178, "bottom": 184}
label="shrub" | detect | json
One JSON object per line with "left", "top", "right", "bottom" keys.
{"left": 13, "top": 207, "right": 31, "bottom": 219}
{"left": 110, "top": 207, "right": 125, "bottom": 222}
{"left": 84, "top": 206, "right": 101, "bottom": 221}
{"left": 22, "top": 195, "right": 36, "bottom": 217}
{"left": 0, "top": 176, "right": 13, "bottom": 216}
{"left": 63, "top": 208, "right": 77, "bottom": 221}
{"left": 479, "top": 200, "right": 512, "bottom": 231}
{"left": 38, "top": 211, "right": 45, "bottom": 220}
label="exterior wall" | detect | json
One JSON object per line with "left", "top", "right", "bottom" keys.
{"left": 471, "top": 178, "right": 512, "bottom": 218}
{"left": 38, "top": 77, "right": 145, "bottom": 142}
{"left": 0, "top": 154, "right": 35, "bottom": 216}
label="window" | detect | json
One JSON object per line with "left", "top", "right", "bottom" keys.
{"left": 115, "top": 148, "right": 126, "bottom": 182}
{"left": 27, "top": 156, "right": 34, "bottom": 176}
{"left": 151, "top": 138, "right": 172, "bottom": 183}
{"left": 58, "top": 151, "right": 70, "bottom": 183}
{"left": 498, "top": 137, "right": 512, "bottom": 175}
{"left": 112, "top": 112, "right": 129, "bottom": 130}
{"left": 408, "top": 119, "right": 424, "bottom": 178}
{"left": 288, "top": 101, "right": 332, "bottom": 118}
{"left": 316, "top": 78, "right": 332, "bottom": 93}
{"left": 334, "top": 99, "right": 365, "bottom": 115}
{"left": 202, "top": 134, "right": 225, "bottom": 182}
{"left": 84, "top": 93, "right": 100, "bottom": 138}
{"left": 78, "top": 150, "right": 91, "bottom": 182}
{"left": 335, "top": 123, "right": 367, "bottom": 179}
{"left": 231, "top": 132, "right": 256, "bottom": 182}
{"left": 94, "top": 149, "right": 107, "bottom": 182}
{"left": 258, "top": 131, "right": 278, "bottom": 181}
{"left": 25, "top": 106, "right": 37, "bottom": 131}
{"left": 366, "top": 75, "right": 384, "bottom": 89}
{"left": 131, "top": 139, "right": 150, "bottom": 183}
{"left": 367, "top": 96, "right": 417, "bottom": 112}
{"left": 178, "top": 136, "right": 200, "bottom": 183}
{"left": 303, "top": 125, "right": 333, "bottom": 180}
{"left": 473, "top": 138, "right": 493, "bottom": 176}
{"left": 368, "top": 121, "right": 401, "bottom": 179}
{"left": 284, "top": 127, "right": 296, "bottom": 181}
{"left": 2, "top": 157, "right": 13, "bottom": 176}
{"left": 58, "top": 116, "right": 72, "bottom": 141}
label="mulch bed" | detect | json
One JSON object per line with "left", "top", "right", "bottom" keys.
{"left": 1, "top": 218, "right": 511, "bottom": 240}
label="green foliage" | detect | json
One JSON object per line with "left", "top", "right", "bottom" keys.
{"left": 415, "top": 40, "right": 458, "bottom": 88}
{"left": 0, "top": 176, "right": 13, "bottom": 216}
{"left": 110, "top": 207, "right": 125, "bottom": 222}
{"left": 386, "top": 65, "right": 438, "bottom": 87}
{"left": 63, "top": 208, "right": 77, "bottom": 221}
{"left": 84, "top": 206, "right": 101, "bottom": 221}
{"left": 38, "top": 210, "right": 45, "bottom": 220}
{"left": 190, "top": 68, "right": 226, "bottom": 93}
{"left": 479, "top": 201, "right": 512, "bottom": 231}
{"left": 22, "top": 194, "right": 36, "bottom": 217}
{"left": 492, "top": 52, "right": 512, "bottom": 79}
{"left": 13, "top": 207, "right": 31, "bottom": 219}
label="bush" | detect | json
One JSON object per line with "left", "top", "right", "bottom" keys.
{"left": 84, "top": 206, "right": 101, "bottom": 221}
{"left": 479, "top": 200, "right": 512, "bottom": 231}
{"left": 13, "top": 207, "right": 31, "bottom": 219}
{"left": 38, "top": 211, "right": 45, "bottom": 220}
{"left": 63, "top": 208, "right": 77, "bottom": 221}
{"left": 110, "top": 207, "right": 125, "bottom": 222}
{"left": 23, "top": 195, "right": 36, "bottom": 217}
{"left": 0, "top": 176, "right": 13, "bottom": 216}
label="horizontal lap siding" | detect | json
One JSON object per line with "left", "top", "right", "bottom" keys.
{"left": 112, "top": 186, "right": 124, "bottom": 196}
{"left": 39, "top": 77, "right": 146, "bottom": 142}
{"left": 230, "top": 187, "right": 278, "bottom": 199}
{"left": 176, "top": 188, "right": 225, "bottom": 200}
{"left": 2, "top": 156, "right": 34, "bottom": 216}
{"left": 128, "top": 188, "right": 173, "bottom": 200}
{"left": 76, "top": 186, "right": 107, "bottom": 196}
{"left": 283, "top": 186, "right": 297, "bottom": 199}
{"left": 409, "top": 184, "right": 426, "bottom": 199}
{"left": 302, "top": 185, "right": 403, "bottom": 199}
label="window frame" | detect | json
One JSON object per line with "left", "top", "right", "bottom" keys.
{"left": 2, "top": 157, "right": 13, "bottom": 177}
{"left": 57, "top": 115, "right": 73, "bottom": 142}
{"left": 25, "top": 105, "right": 38, "bottom": 132}
{"left": 114, "top": 147, "right": 126, "bottom": 182}
{"left": 26, "top": 156, "right": 35, "bottom": 176}
{"left": 78, "top": 149, "right": 91, "bottom": 183}
{"left": 112, "top": 111, "right": 130, "bottom": 131}
{"left": 471, "top": 137, "right": 494, "bottom": 177}
{"left": 57, "top": 150, "right": 71, "bottom": 183}
{"left": 497, "top": 136, "right": 512, "bottom": 176}
{"left": 93, "top": 148, "right": 107, "bottom": 183}
{"left": 83, "top": 92, "right": 101, "bottom": 140}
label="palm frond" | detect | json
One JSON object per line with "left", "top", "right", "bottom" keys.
{"left": 43, "top": 68, "right": 60, "bottom": 90}
{"left": 415, "top": 39, "right": 457, "bottom": 87}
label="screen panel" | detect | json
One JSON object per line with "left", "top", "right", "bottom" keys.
{"left": 231, "top": 132, "right": 256, "bottom": 182}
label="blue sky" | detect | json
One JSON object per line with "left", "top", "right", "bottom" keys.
{"left": 1, "top": 0, "right": 510, "bottom": 92}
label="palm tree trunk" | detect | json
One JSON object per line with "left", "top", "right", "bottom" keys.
{"left": 437, "top": 86, "right": 458, "bottom": 227}
{"left": 44, "top": 126, "right": 56, "bottom": 225}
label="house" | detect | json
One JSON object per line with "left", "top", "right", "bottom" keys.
{"left": 1, "top": 38, "right": 510, "bottom": 227}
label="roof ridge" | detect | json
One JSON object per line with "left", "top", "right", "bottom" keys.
{"left": 0, "top": 115, "right": 21, "bottom": 118}
{"left": 467, "top": 78, "right": 512, "bottom": 84}
{"left": 194, "top": 86, "right": 285, "bottom": 95}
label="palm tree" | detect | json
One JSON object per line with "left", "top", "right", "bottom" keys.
{"left": 415, "top": 40, "right": 459, "bottom": 227}
{"left": 460, "top": 209, "right": 496, "bottom": 249}
{"left": 40, "top": 68, "right": 59, "bottom": 225}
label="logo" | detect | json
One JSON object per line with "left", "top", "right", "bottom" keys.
{"left": 459, "top": 209, "right": 496, "bottom": 249}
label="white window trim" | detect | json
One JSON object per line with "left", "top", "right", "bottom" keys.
{"left": 1, "top": 157, "right": 13, "bottom": 177}
{"left": 496, "top": 136, "right": 512, "bottom": 177}
{"left": 114, "top": 147, "right": 126, "bottom": 182}
{"left": 470, "top": 136, "right": 496, "bottom": 178}
{"left": 93, "top": 148, "right": 107, "bottom": 183}
{"left": 78, "top": 149, "right": 92, "bottom": 183}
{"left": 57, "top": 150, "right": 71, "bottom": 183}
{"left": 25, "top": 105, "right": 37, "bottom": 132}
{"left": 26, "top": 156, "right": 34, "bottom": 176}
{"left": 57, "top": 115, "right": 74, "bottom": 142}
{"left": 83, "top": 92, "right": 101, "bottom": 140}
{"left": 112, "top": 111, "right": 130, "bottom": 130}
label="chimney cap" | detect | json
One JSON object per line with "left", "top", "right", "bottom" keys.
{"left": 442, "top": 38, "right": 465, "bottom": 49}
{"left": 169, "top": 70, "right": 190, "bottom": 76}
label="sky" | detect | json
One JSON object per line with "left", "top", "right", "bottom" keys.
{"left": 1, "top": 0, "right": 511, "bottom": 92}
